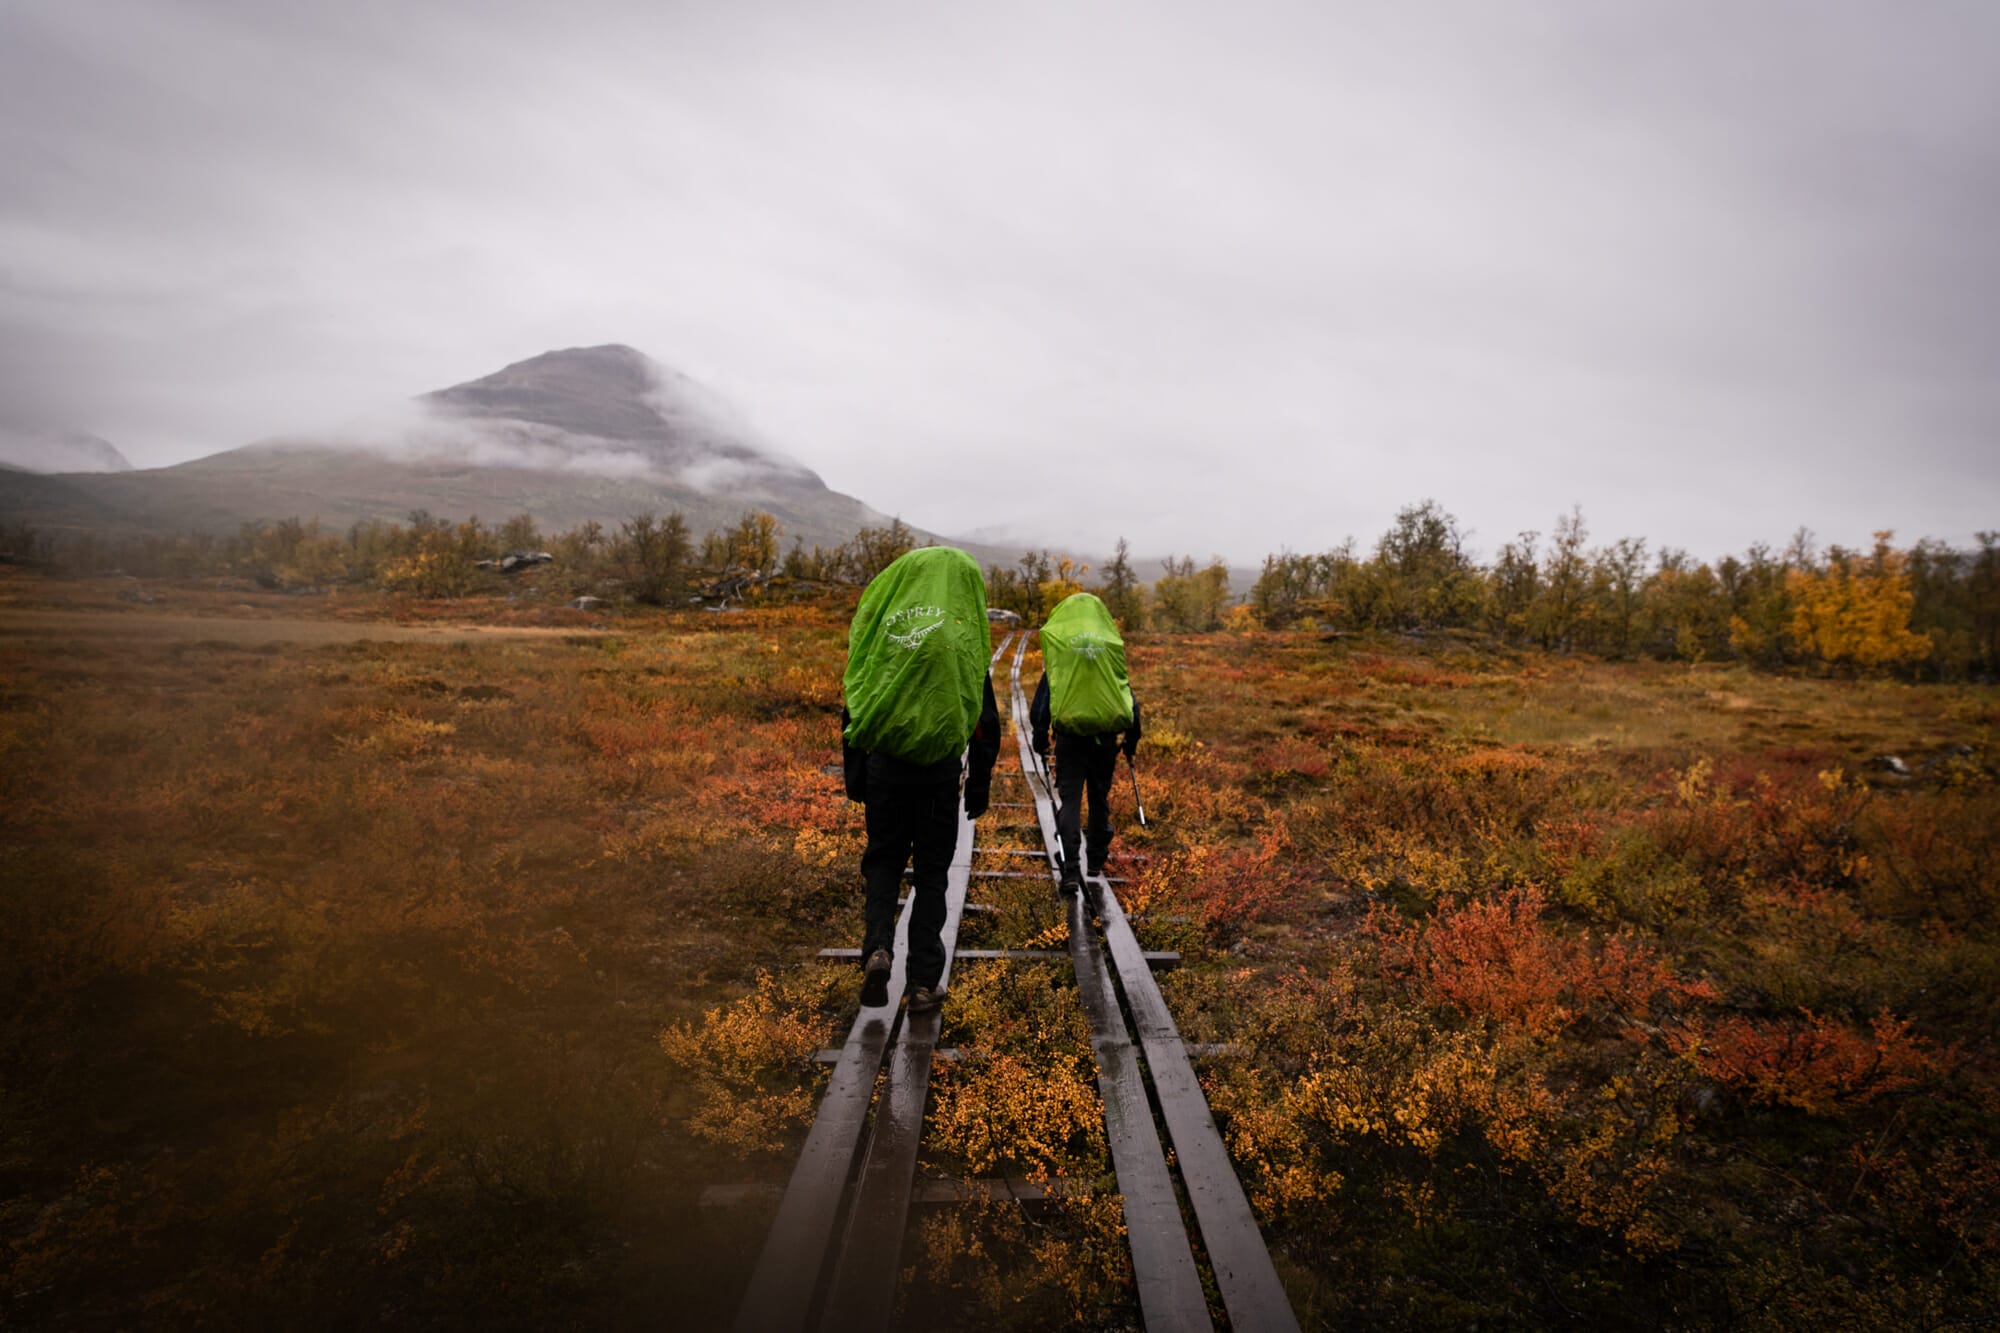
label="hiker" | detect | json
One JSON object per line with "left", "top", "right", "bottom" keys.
{"left": 1030, "top": 592, "right": 1141, "bottom": 895}
{"left": 840, "top": 547, "right": 1002, "bottom": 1012}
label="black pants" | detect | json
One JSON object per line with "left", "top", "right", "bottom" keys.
{"left": 859, "top": 751, "right": 961, "bottom": 991}
{"left": 1053, "top": 730, "right": 1119, "bottom": 876}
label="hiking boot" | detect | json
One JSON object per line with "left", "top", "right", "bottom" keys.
{"left": 907, "top": 984, "right": 945, "bottom": 1013}
{"left": 1058, "top": 865, "right": 1082, "bottom": 896}
{"left": 860, "top": 947, "right": 892, "bottom": 1007}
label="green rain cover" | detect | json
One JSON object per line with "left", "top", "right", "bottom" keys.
{"left": 1041, "top": 592, "right": 1134, "bottom": 734}
{"left": 842, "top": 547, "right": 993, "bottom": 765}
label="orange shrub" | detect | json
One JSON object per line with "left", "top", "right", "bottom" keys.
{"left": 1369, "top": 884, "right": 1714, "bottom": 1036}
{"left": 1167, "top": 820, "right": 1312, "bottom": 938}
{"left": 1671, "top": 1008, "right": 1942, "bottom": 1116}
{"left": 1647, "top": 760, "right": 1873, "bottom": 897}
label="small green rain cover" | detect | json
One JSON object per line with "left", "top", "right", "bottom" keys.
{"left": 1041, "top": 592, "right": 1134, "bottom": 734}
{"left": 842, "top": 547, "right": 993, "bottom": 765}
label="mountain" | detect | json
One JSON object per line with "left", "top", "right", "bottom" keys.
{"left": 0, "top": 430, "right": 133, "bottom": 475}
{"left": 0, "top": 346, "right": 904, "bottom": 553}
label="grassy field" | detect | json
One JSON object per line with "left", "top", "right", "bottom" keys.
{"left": 3, "top": 569, "right": 1996, "bottom": 1329}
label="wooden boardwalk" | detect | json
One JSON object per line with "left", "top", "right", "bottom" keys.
{"left": 731, "top": 636, "right": 1008, "bottom": 1333}
{"left": 1004, "top": 641, "right": 1214, "bottom": 1331}
{"left": 733, "top": 630, "right": 1298, "bottom": 1331}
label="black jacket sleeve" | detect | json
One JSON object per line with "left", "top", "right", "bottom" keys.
{"left": 840, "top": 705, "right": 866, "bottom": 802}
{"left": 963, "top": 673, "right": 1002, "bottom": 817}
{"left": 1121, "top": 696, "right": 1142, "bottom": 756}
{"left": 1029, "top": 674, "right": 1051, "bottom": 757}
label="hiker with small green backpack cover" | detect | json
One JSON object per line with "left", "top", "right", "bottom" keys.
{"left": 1030, "top": 592, "right": 1142, "bottom": 895}
{"left": 840, "top": 547, "right": 1002, "bottom": 1012}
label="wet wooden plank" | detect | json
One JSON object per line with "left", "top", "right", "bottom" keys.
{"left": 907, "top": 1176, "right": 1072, "bottom": 1203}
{"left": 1095, "top": 882, "right": 1300, "bottom": 1332}
{"left": 1007, "top": 638, "right": 1213, "bottom": 1333}
{"left": 706, "top": 1177, "right": 1080, "bottom": 1208}
{"left": 733, "top": 634, "right": 1013, "bottom": 1333}
{"left": 822, "top": 947, "right": 1178, "bottom": 966}
{"left": 732, "top": 917, "right": 911, "bottom": 1332}
{"left": 1065, "top": 890, "right": 1213, "bottom": 1333}
{"left": 816, "top": 1046, "right": 962, "bottom": 1065}
{"left": 819, "top": 815, "right": 973, "bottom": 1331}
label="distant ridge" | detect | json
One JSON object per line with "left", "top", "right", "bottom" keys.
{"left": 0, "top": 346, "right": 906, "bottom": 552}
{"left": 419, "top": 344, "right": 814, "bottom": 482}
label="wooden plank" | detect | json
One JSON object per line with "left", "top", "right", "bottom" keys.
{"left": 823, "top": 947, "right": 1178, "bottom": 966}
{"left": 908, "top": 1176, "right": 1072, "bottom": 1203}
{"left": 733, "top": 633, "right": 1015, "bottom": 1333}
{"left": 732, "top": 902, "right": 913, "bottom": 1332}
{"left": 703, "top": 1183, "right": 785, "bottom": 1208}
{"left": 1021, "top": 632, "right": 1297, "bottom": 1329}
{"left": 1095, "top": 882, "right": 1300, "bottom": 1333}
{"left": 819, "top": 815, "right": 974, "bottom": 1330}
{"left": 818, "top": 1047, "right": 963, "bottom": 1065}
{"left": 1008, "top": 638, "right": 1213, "bottom": 1333}
{"left": 960, "top": 948, "right": 1179, "bottom": 967}
{"left": 1065, "top": 891, "right": 1213, "bottom": 1333}
{"left": 955, "top": 948, "right": 1066, "bottom": 961}
{"left": 706, "top": 1177, "right": 1081, "bottom": 1208}
{"left": 909, "top": 866, "right": 1033, "bottom": 879}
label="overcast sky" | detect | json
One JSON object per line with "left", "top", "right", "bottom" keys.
{"left": 3, "top": 0, "right": 1996, "bottom": 564}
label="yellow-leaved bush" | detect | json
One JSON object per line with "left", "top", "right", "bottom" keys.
{"left": 658, "top": 968, "right": 844, "bottom": 1156}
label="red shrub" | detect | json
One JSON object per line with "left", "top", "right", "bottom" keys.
{"left": 1673, "top": 1009, "right": 1941, "bottom": 1116}
{"left": 1533, "top": 815, "right": 1606, "bottom": 880}
{"left": 1369, "top": 885, "right": 1712, "bottom": 1036}
{"left": 1176, "top": 823, "right": 1311, "bottom": 935}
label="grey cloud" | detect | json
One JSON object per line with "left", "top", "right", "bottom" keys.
{"left": 302, "top": 408, "right": 671, "bottom": 482}
{"left": 2, "top": 0, "right": 1996, "bottom": 561}
{"left": 287, "top": 401, "right": 807, "bottom": 496}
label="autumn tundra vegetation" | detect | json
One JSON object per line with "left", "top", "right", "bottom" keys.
{"left": 2, "top": 500, "right": 1996, "bottom": 1328}
{"left": 6, "top": 497, "right": 1994, "bottom": 676}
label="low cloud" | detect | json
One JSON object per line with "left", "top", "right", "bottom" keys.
{"left": 0, "top": 428, "right": 132, "bottom": 475}
{"left": 642, "top": 366, "right": 816, "bottom": 481}
{"left": 279, "top": 401, "right": 802, "bottom": 496}
{"left": 677, "top": 455, "right": 771, "bottom": 494}
{"left": 281, "top": 405, "right": 667, "bottom": 481}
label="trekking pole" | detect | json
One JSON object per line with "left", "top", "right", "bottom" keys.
{"left": 1127, "top": 751, "right": 1147, "bottom": 827}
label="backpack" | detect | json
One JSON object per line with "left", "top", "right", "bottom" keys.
{"left": 842, "top": 547, "right": 992, "bottom": 765}
{"left": 1041, "top": 592, "right": 1134, "bottom": 734}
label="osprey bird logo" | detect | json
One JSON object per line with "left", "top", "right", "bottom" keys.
{"left": 886, "top": 604, "right": 948, "bottom": 651}
{"left": 1072, "top": 632, "right": 1107, "bottom": 661}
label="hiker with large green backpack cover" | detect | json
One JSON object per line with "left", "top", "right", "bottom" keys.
{"left": 840, "top": 547, "right": 1001, "bottom": 1012}
{"left": 1030, "top": 592, "right": 1142, "bottom": 894}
